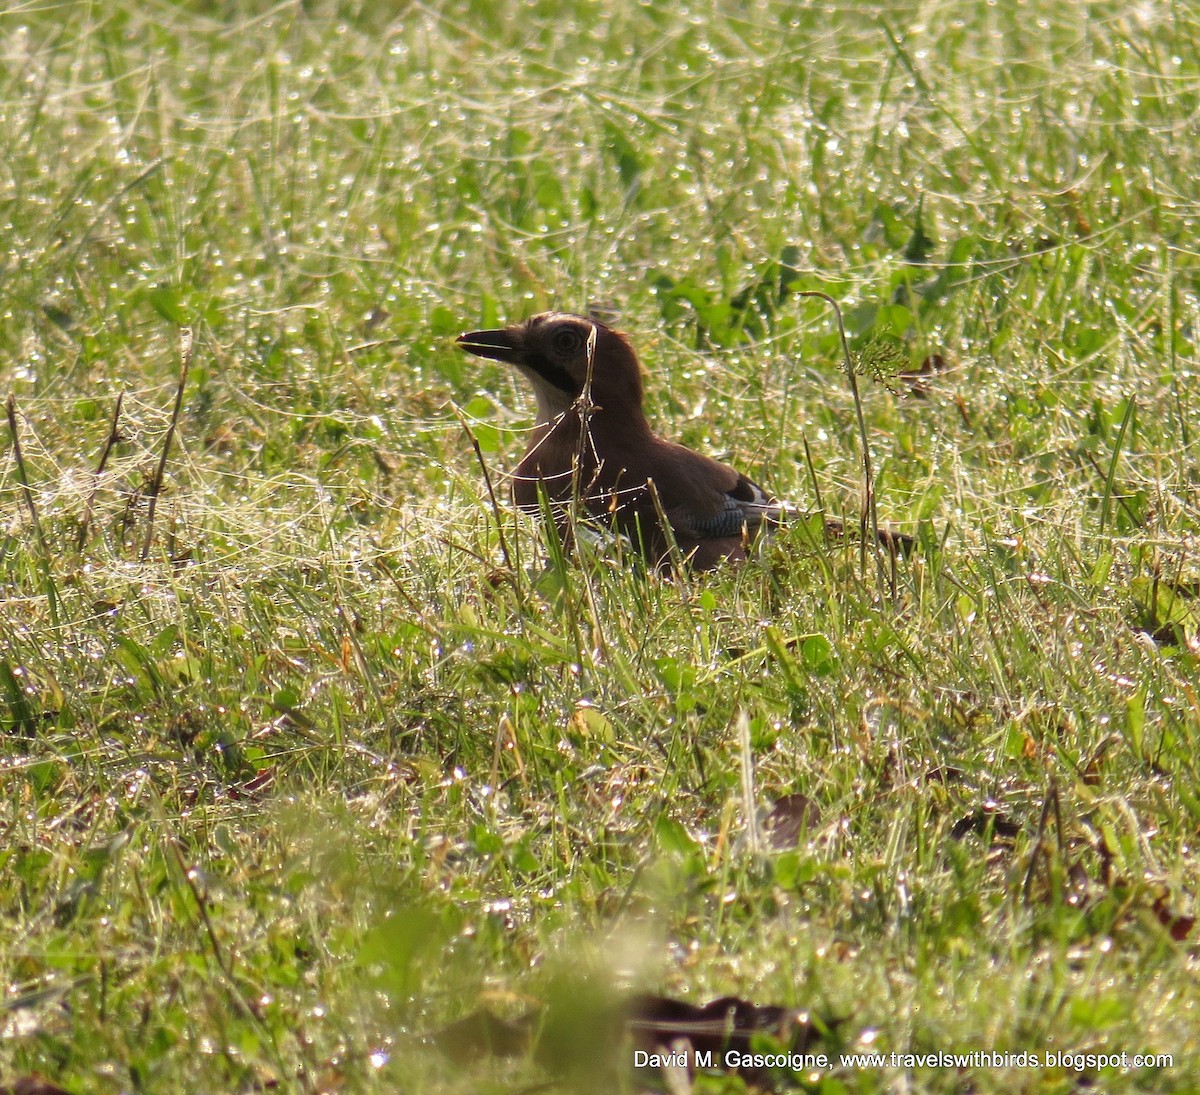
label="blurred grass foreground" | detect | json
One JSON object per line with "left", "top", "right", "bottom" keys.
{"left": 1, "top": 2, "right": 1199, "bottom": 1092}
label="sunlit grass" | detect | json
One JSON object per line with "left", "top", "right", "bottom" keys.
{"left": 1, "top": 0, "right": 1199, "bottom": 1091}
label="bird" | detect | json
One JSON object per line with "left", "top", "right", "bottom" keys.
{"left": 456, "top": 311, "right": 910, "bottom": 570}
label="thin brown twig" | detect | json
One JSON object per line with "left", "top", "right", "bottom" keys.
{"left": 1022, "top": 780, "right": 1059, "bottom": 905}
{"left": 795, "top": 291, "right": 884, "bottom": 580}
{"left": 77, "top": 390, "right": 125, "bottom": 550}
{"left": 142, "top": 328, "right": 193, "bottom": 561}
{"left": 452, "top": 403, "right": 515, "bottom": 574}
{"left": 571, "top": 323, "right": 600, "bottom": 516}
{"left": 6, "top": 394, "right": 49, "bottom": 559}
{"left": 570, "top": 324, "right": 614, "bottom": 664}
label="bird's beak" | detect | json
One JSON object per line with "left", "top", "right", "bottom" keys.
{"left": 456, "top": 327, "right": 522, "bottom": 364}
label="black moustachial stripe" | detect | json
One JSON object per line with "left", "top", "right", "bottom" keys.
{"left": 526, "top": 356, "right": 579, "bottom": 395}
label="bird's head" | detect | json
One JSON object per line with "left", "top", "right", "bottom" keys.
{"left": 456, "top": 312, "right": 645, "bottom": 423}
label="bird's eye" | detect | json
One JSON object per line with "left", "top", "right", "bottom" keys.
{"left": 550, "top": 327, "right": 584, "bottom": 356}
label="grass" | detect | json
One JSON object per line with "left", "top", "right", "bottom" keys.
{"left": 1, "top": 0, "right": 1198, "bottom": 1091}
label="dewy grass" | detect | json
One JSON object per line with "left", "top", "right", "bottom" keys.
{"left": 1, "top": 0, "right": 1199, "bottom": 1091}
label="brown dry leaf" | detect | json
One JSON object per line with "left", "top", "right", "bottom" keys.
{"left": 218, "top": 766, "right": 278, "bottom": 802}
{"left": 898, "top": 352, "right": 948, "bottom": 398}
{"left": 950, "top": 808, "right": 1022, "bottom": 842}
{"left": 0, "top": 1077, "right": 74, "bottom": 1095}
{"left": 1152, "top": 895, "right": 1196, "bottom": 942}
{"left": 627, "top": 992, "right": 837, "bottom": 1083}
{"left": 762, "top": 794, "right": 821, "bottom": 850}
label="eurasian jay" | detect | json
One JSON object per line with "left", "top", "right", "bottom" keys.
{"left": 456, "top": 312, "right": 908, "bottom": 570}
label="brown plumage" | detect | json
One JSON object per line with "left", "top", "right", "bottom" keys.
{"left": 456, "top": 311, "right": 908, "bottom": 570}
